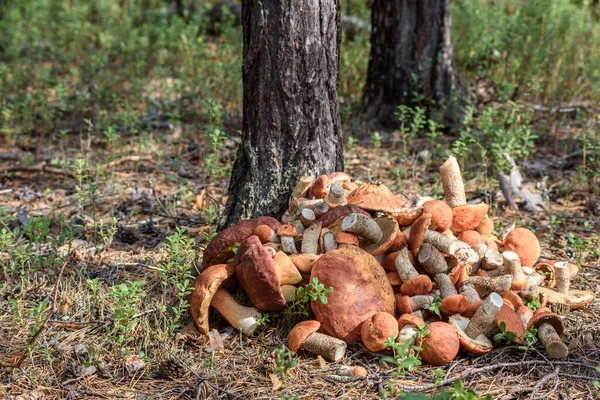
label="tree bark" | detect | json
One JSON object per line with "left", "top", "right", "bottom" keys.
{"left": 361, "top": 0, "right": 460, "bottom": 128}
{"left": 219, "top": 0, "right": 344, "bottom": 229}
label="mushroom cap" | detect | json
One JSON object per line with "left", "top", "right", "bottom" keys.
{"left": 494, "top": 304, "right": 525, "bottom": 344}
{"left": 361, "top": 215, "right": 399, "bottom": 256}
{"left": 288, "top": 320, "right": 321, "bottom": 353}
{"left": 450, "top": 203, "right": 489, "bottom": 233}
{"left": 388, "top": 231, "right": 408, "bottom": 252}
{"left": 457, "top": 230, "right": 483, "bottom": 247}
{"left": 422, "top": 200, "right": 453, "bottom": 232}
{"left": 188, "top": 264, "right": 234, "bottom": 334}
{"left": 397, "top": 314, "right": 425, "bottom": 330}
{"left": 448, "top": 262, "right": 468, "bottom": 289}
{"left": 462, "top": 300, "right": 483, "bottom": 318}
{"left": 448, "top": 315, "right": 493, "bottom": 355}
{"left": 503, "top": 228, "right": 540, "bottom": 267}
{"left": 254, "top": 224, "right": 277, "bottom": 244}
{"left": 382, "top": 251, "right": 400, "bottom": 273}
{"left": 396, "top": 295, "right": 414, "bottom": 314}
{"left": 235, "top": 236, "right": 287, "bottom": 312}
{"left": 316, "top": 204, "right": 370, "bottom": 229}
{"left": 202, "top": 217, "right": 280, "bottom": 269}
{"left": 439, "top": 294, "right": 469, "bottom": 316}
{"left": 309, "top": 175, "right": 329, "bottom": 199}
{"left": 289, "top": 254, "right": 320, "bottom": 274}
{"left": 476, "top": 218, "right": 495, "bottom": 237}
{"left": 346, "top": 183, "right": 407, "bottom": 213}
{"left": 277, "top": 223, "right": 298, "bottom": 237}
{"left": 360, "top": 312, "right": 399, "bottom": 352}
{"left": 502, "top": 291, "right": 524, "bottom": 310}
{"left": 400, "top": 275, "right": 433, "bottom": 296}
{"left": 420, "top": 322, "right": 460, "bottom": 365}
{"left": 310, "top": 246, "right": 396, "bottom": 344}
{"left": 409, "top": 213, "right": 431, "bottom": 256}
{"left": 533, "top": 260, "right": 579, "bottom": 287}
{"left": 386, "top": 272, "right": 401, "bottom": 286}
{"left": 537, "top": 286, "right": 595, "bottom": 310}
{"left": 334, "top": 231, "right": 360, "bottom": 247}
{"left": 527, "top": 312, "right": 565, "bottom": 337}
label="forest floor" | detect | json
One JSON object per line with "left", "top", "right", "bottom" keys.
{"left": 0, "top": 110, "right": 599, "bottom": 399}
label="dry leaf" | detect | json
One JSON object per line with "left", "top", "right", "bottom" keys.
{"left": 269, "top": 373, "right": 282, "bottom": 391}
{"left": 316, "top": 355, "right": 327, "bottom": 369}
{"left": 205, "top": 329, "right": 225, "bottom": 352}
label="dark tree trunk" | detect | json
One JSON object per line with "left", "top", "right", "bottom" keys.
{"left": 361, "top": 0, "right": 460, "bottom": 128}
{"left": 218, "top": 0, "right": 344, "bottom": 229}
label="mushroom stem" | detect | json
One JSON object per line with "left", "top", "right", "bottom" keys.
{"left": 465, "top": 292, "right": 503, "bottom": 339}
{"left": 482, "top": 249, "right": 504, "bottom": 271}
{"left": 301, "top": 208, "right": 316, "bottom": 228}
{"left": 342, "top": 213, "right": 383, "bottom": 243}
{"left": 439, "top": 155, "right": 466, "bottom": 207}
{"left": 289, "top": 176, "right": 316, "bottom": 214}
{"left": 460, "top": 284, "right": 481, "bottom": 304}
{"left": 502, "top": 251, "right": 528, "bottom": 291}
{"left": 280, "top": 236, "right": 299, "bottom": 255}
{"left": 302, "top": 332, "right": 347, "bottom": 362}
{"left": 301, "top": 222, "right": 322, "bottom": 255}
{"left": 471, "top": 243, "right": 489, "bottom": 274}
{"left": 435, "top": 274, "right": 458, "bottom": 297}
{"left": 325, "top": 184, "right": 345, "bottom": 208}
{"left": 538, "top": 323, "right": 568, "bottom": 359}
{"left": 211, "top": 289, "right": 262, "bottom": 336}
{"left": 520, "top": 271, "right": 545, "bottom": 300}
{"left": 395, "top": 248, "right": 419, "bottom": 282}
{"left": 423, "top": 230, "right": 459, "bottom": 255}
{"left": 418, "top": 243, "right": 449, "bottom": 274}
{"left": 280, "top": 285, "right": 297, "bottom": 302}
{"left": 396, "top": 325, "right": 418, "bottom": 346}
{"left": 554, "top": 261, "right": 570, "bottom": 295}
{"left": 410, "top": 295, "right": 434, "bottom": 311}
{"left": 322, "top": 230, "right": 337, "bottom": 253}
{"left": 314, "top": 202, "right": 330, "bottom": 218}
{"left": 463, "top": 275, "right": 512, "bottom": 297}
{"left": 334, "top": 365, "right": 367, "bottom": 377}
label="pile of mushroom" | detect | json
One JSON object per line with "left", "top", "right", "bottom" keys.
{"left": 189, "top": 156, "right": 596, "bottom": 365}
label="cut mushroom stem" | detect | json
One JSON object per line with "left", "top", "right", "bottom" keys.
{"left": 280, "top": 236, "right": 298, "bottom": 255}
{"left": 471, "top": 243, "right": 489, "bottom": 274}
{"left": 482, "top": 249, "right": 504, "bottom": 271}
{"left": 395, "top": 248, "right": 419, "bottom": 282}
{"left": 397, "top": 295, "right": 434, "bottom": 314}
{"left": 502, "top": 251, "right": 528, "bottom": 291}
{"left": 301, "top": 332, "right": 347, "bottom": 362}
{"left": 396, "top": 325, "right": 419, "bottom": 346}
{"left": 463, "top": 275, "right": 513, "bottom": 297}
{"left": 439, "top": 155, "right": 466, "bottom": 207}
{"left": 301, "top": 222, "right": 322, "bottom": 255}
{"left": 342, "top": 213, "right": 383, "bottom": 243}
{"left": 314, "top": 202, "right": 330, "bottom": 218}
{"left": 418, "top": 243, "right": 449, "bottom": 274}
{"left": 554, "top": 261, "right": 570, "bottom": 294}
{"left": 520, "top": 271, "right": 545, "bottom": 300}
{"left": 423, "top": 230, "right": 459, "bottom": 255}
{"left": 460, "top": 284, "right": 481, "bottom": 304}
{"left": 321, "top": 230, "right": 337, "bottom": 253}
{"left": 212, "top": 289, "right": 263, "bottom": 336}
{"left": 289, "top": 176, "right": 316, "bottom": 213}
{"left": 325, "top": 184, "right": 345, "bottom": 208}
{"left": 301, "top": 208, "right": 317, "bottom": 228}
{"left": 465, "top": 292, "right": 503, "bottom": 339}
{"left": 435, "top": 274, "right": 458, "bottom": 297}
{"left": 537, "top": 323, "right": 568, "bottom": 359}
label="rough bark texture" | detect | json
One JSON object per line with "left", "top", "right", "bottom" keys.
{"left": 361, "top": 0, "right": 460, "bottom": 128}
{"left": 219, "top": 0, "right": 344, "bottom": 229}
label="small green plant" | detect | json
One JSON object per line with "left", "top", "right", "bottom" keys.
{"left": 424, "top": 296, "right": 443, "bottom": 318}
{"left": 372, "top": 131, "right": 383, "bottom": 148}
{"left": 272, "top": 345, "right": 297, "bottom": 395}
{"left": 517, "top": 328, "right": 538, "bottom": 353}
{"left": 110, "top": 280, "right": 147, "bottom": 345}
{"left": 493, "top": 321, "right": 518, "bottom": 345}
{"left": 593, "top": 366, "right": 600, "bottom": 392}
{"left": 87, "top": 277, "right": 105, "bottom": 319}
{"left": 346, "top": 135, "right": 358, "bottom": 150}
{"left": 382, "top": 324, "right": 430, "bottom": 376}
{"left": 432, "top": 368, "right": 446, "bottom": 388}
{"left": 523, "top": 297, "right": 542, "bottom": 312}
{"left": 282, "top": 277, "right": 334, "bottom": 323}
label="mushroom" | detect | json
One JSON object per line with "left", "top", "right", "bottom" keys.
{"left": 422, "top": 200, "right": 453, "bottom": 232}
{"left": 345, "top": 183, "right": 408, "bottom": 215}
{"left": 476, "top": 218, "right": 494, "bottom": 237}
{"left": 300, "top": 208, "right": 317, "bottom": 228}
{"left": 435, "top": 273, "right": 469, "bottom": 316}
{"left": 533, "top": 260, "right": 579, "bottom": 288}
{"left": 289, "top": 254, "right": 320, "bottom": 274}
{"left": 189, "top": 264, "right": 263, "bottom": 335}
{"left": 396, "top": 295, "right": 434, "bottom": 315}
{"left": 324, "top": 184, "right": 346, "bottom": 208}
{"left": 396, "top": 314, "right": 425, "bottom": 346}
{"left": 277, "top": 223, "right": 299, "bottom": 255}
{"left": 310, "top": 246, "right": 396, "bottom": 344}
{"left": 457, "top": 230, "right": 483, "bottom": 247}
{"left": 288, "top": 176, "right": 316, "bottom": 214}
{"left": 281, "top": 285, "right": 297, "bottom": 302}
{"left": 361, "top": 312, "right": 399, "bottom": 352}
{"left": 423, "top": 230, "right": 460, "bottom": 255}
{"left": 334, "top": 365, "right": 368, "bottom": 377}
{"left": 254, "top": 224, "right": 280, "bottom": 244}
{"left": 341, "top": 213, "right": 383, "bottom": 243}
{"left": 448, "top": 315, "right": 493, "bottom": 355}
{"left": 464, "top": 292, "right": 503, "bottom": 339}
{"left": 288, "top": 320, "right": 347, "bottom": 362}
{"left": 315, "top": 204, "right": 369, "bottom": 230}
{"left": 273, "top": 251, "right": 303, "bottom": 285}
{"left": 417, "top": 243, "right": 449, "bottom": 274}
{"left": 395, "top": 248, "right": 433, "bottom": 296}
{"left": 503, "top": 228, "right": 540, "bottom": 267}
{"left": 388, "top": 231, "right": 408, "bottom": 252}
{"left": 319, "top": 228, "right": 337, "bottom": 253}
{"left": 462, "top": 275, "right": 512, "bottom": 297}
{"left": 489, "top": 304, "right": 525, "bottom": 343}
{"left": 313, "top": 201, "right": 330, "bottom": 218}
{"left": 537, "top": 261, "right": 595, "bottom": 310}
{"left": 419, "top": 322, "right": 460, "bottom": 366}
{"left": 519, "top": 270, "right": 545, "bottom": 301}
{"left": 481, "top": 248, "right": 504, "bottom": 271}
{"left": 360, "top": 215, "right": 399, "bottom": 256}
{"left": 334, "top": 231, "right": 360, "bottom": 247}
{"left": 301, "top": 221, "right": 323, "bottom": 255}
{"left": 527, "top": 312, "right": 568, "bottom": 359}
{"left": 517, "top": 305, "right": 534, "bottom": 328}
{"left": 502, "top": 251, "right": 528, "bottom": 291}
{"left": 409, "top": 214, "right": 431, "bottom": 256}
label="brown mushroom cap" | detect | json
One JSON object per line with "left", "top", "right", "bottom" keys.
{"left": 450, "top": 203, "right": 489, "bottom": 233}
{"left": 361, "top": 215, "right": 400, "bottom": 256}
{"left": 189, "top": 264, "right": 234, "bottom": 334}
{"left": 476, "top": 218, "right": 495, "bottom": 237}
{"left": 310, "top": 246, "right": 396, "bottom": 344}
{"left": 397, "top": 314, "right": 425, "bottom": 330}
{"left": 527, "top": 312, "right": 565, "bottom": 336}
{"left": 503, "top": 228, "right": 540, "bottom": 267}
{"left": 537, "top": 286, "right": 595, "bottom": 310}
{"left": 289, "top": 254, "right": 320, "bottom": 274}
{"left": 502, "top": 291, "right": 524, "bottom": 310}
{"left": 346, "top": 183, "right": 407, "bottom": 214}
{"left": 400, "top": 275, "right": 433, "bottom": 296}
{"left": 254, "top": 224, "right": 278, "bottom": 244}
{"left": 439, "top": 294, "right": 469, "bottom": 316}
{"left": 457, "top": 230, "right": 483, "bottom": 247}
{"left": 462, "top": 300, "right": 483, "bottom": 318}
{"left": 277, "top": 223, "right": 298, "bottom": 237}
{"left": 288, "top": 320, "right": 321, "bottom": 353}
{"left": 202, "top": 217, "right": 280, "bottom": 269}
{"left": 361, "top": 312, "right": 399, "bottom": 352}
{"left": 309, "top": 175, "right": 329, "bottom": 199}
{"left": 422, "top": 200, "right": 453, "bottom": 232}
{"left": 409, "top": 213, "right": 432, "bottom": 256}
{"left": 493, "top": 304, "right": 525, "bottom": 344}
{"left": 533, "top": 260, "right": 579, "bottom": 288}
{"left": 420, "top": 322, "right": 460, "bottom": 365}
{"left": 334, "top": 231, "right": 360, "bottom": 247}
{"left": 448, "top": 315, "right": 493, "bottom": 355}
{"left": 235, "top": 236, "right": 287, "bottom": 312}
{"left": 382, "top": 251, "right": 400, "bottom": 273}
{"left": 388, "top": 231, "right": 409, "bottom": 252}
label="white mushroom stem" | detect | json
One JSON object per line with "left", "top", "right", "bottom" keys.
{"left": 301, "top": 208, "right": 316, "bottom": 228}
{"left": 463, "top": 275, "right": 512, "bottom": 297}
{"left": 502, "top": 251, "right": 528, "bottom": 289}
{"left": 554, "top": 261, "right": 571, "bottom": 294}
{"left": 482, "top": 249, "right": 504, "bottom": 271}
{"left": 520, "top": 271, "right": 545, "bottom": 300}
{"left": 409, "top": 295, "right": 435, "bottom": 311}
{"left": 454, "top": 247, "right": 480, "bottom": 267}
{"left": 342, "top": 213, "right": 383, "bottom": 243}
{"left": 460, "top": 284, "right": 481, "bottom": 304}
{"left": 395, "top": 248, "right": 419, "bottom": 282}
{"left": 417, "top": 243, "right": 449, "bottom": 274}
{"left": 322, "top": 230, "right": 337, "bottom": 252}
{"left": 439, "top": 155, "right": 466, "bottom": 207}
{"left": 396, "top": 325, "right": 419, "bottom": 346}
{"left": 301, "top": 332, "right": 347, "bottom": 362}
{"left": 289, "top": 176, "right": 316, "bottom": 214}
{"left": 538, "top": 323, "right": 568, "bottom": 359}
{"left": 423, "top": 230, "right": 459, "bottom": 255}
{"left": 212, "top": 289, "right": 262, "bottom": 336}
{"left": 435, "top": 274, "right": 458, "bottom": 298}
{"left": 517, "top": 307, "right": 533, "bottom": 327}
{"left": 314, "top": 202, "right": 329, "bottom": 218}
{"left": 280, "top": 235, "right": 299, "bottom": 255}
{"left": 301, "top": 221, "right": 322, "bottom": 255}
{"left": 326, "top": 184, "right": 345, "bottom": 207}
{"left": 471, "top": 243, "right": 489, "bottom": 274}
{"left": 465, "top": 292, "right": 503, "bottom": 339}
{"left": 296, "top": 199, "right": 326, "bottom": 215}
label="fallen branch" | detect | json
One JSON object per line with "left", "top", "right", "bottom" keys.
{"left": 0, "top": 162, "right": 76, "bottom": 177}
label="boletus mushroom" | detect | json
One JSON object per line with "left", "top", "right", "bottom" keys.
{"left": 288, "top": 320, "right": 347, "bottom": 362}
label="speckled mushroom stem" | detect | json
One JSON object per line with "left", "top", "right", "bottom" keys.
{"left": 439, "top": 155, "right": 467, "bottom": 207}
{"left": 554, "top": 261, "right": 571, "bottom": 294}
{"left": 538, "top": 323, "right": 568, "bottom": 359}
{"left": 520, "top": 271, "right": 545, "bottom": 300}
{"left": 423, "top": 230, "right": 459, "bottom": 255}
{"left": 301, "top": 208, "right": 316, "bottom": 228}
{"left": 302, "top": 332, "right": 347, "bottom": 362}
{"left": 342, "top": 213, "right": 383, "bottom": 243}
{"left": 460, "top": 284, "right": 481, "bottom": 304}
{"left": 301, "top": 221, "right": 322, "bottom": 255}
{"left": 465, "top": 292, "right": 503, "bottom": 339}
{"left": 321, "top": 230, "right": 337, "bottom": 253}
{"left": 395, "top": 248, "right": 419, "bottom": 282}
{"left": 482, "top": 249, "right": 504, "bottom": 271}
{"left": 409, "top": 295, "right": 435, "bottom": 311}
{"left": 463, "top": 275, "right": 513, "bottom": 297}
{"left": 418, "top": 243, "right": 449, "bottom": 274}
{"left": 288, "top": 176, "right": 316, "bottom": 214}
{"left": 211, "top": 289, "right": 263, "bottom": 336}
{"left": 280, "top": 235, "right": 298, "bottom": 255}
{"left": 396, "top": 325, "right": 419, "bottom": 346}
{"left": 314, "top": 202, "right": 329, "bottom": 218}
{"left": 502, "top": 251, "right": 528, "bottom": 290}
{"left": 325, "top": 184, "right": 345, "bottom": 208}
{"left": 471, "top": 243, "right": 489, "bottom": 274}
{"left": 435, "top": 274, "right": 458, "bottom": 298}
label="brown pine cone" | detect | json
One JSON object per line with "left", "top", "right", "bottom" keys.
{"left": 157, "top": 358, "right": 186, "bottom": 380}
